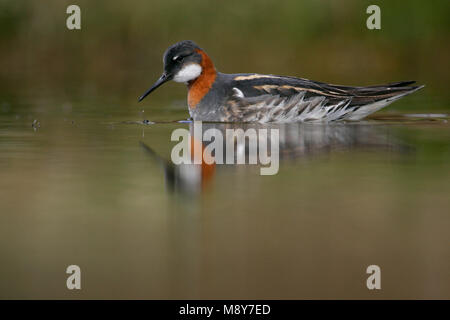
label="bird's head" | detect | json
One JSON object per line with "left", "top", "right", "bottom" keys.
{"left": 138, "top": 40, "right": 205, "bottom": 102}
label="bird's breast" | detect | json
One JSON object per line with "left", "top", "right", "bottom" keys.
{"left": 187, "top": 49, "right": 217, "bottom": 109}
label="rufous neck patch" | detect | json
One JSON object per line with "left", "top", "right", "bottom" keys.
{"left": 188, "top": 49, "right": 217, "bottom": 109}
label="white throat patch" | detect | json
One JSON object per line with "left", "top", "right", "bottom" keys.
{"left": 173, "top": 63, "right": 202, "bottom": 83}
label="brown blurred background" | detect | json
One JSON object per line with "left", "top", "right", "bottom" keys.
{"left": 0, "top": 0, "right": 449, "bottom": 300}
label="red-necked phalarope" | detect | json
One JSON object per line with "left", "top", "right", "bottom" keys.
{"left": 139, "top": 40, "right": 424, "bottom": 122}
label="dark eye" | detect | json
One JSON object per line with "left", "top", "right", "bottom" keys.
{"left": 173, "top": 55, "right": 184, "bottom": 63}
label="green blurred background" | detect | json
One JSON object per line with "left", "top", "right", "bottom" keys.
{"left": 1, "top": 0, "right": 449, "bottom": 112}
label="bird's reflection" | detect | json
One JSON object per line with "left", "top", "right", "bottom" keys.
{"left": 140, "top": 122, "right": 409, "bottom": 195}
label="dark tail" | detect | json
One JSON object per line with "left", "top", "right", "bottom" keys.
{"left": 348, "top": 82, "right": 424, "bottom": 105}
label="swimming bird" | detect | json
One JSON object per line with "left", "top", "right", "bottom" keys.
{"left": 138, "top": 40, "right": 423, "bottom": 123}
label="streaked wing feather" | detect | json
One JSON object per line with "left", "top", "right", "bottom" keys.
{"left": 224, "top": 75, "right": 423, "bottom": 122}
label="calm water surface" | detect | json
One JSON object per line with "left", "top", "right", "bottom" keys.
{"left": 0, "top": 99, "right": 449, "bottom": 299}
